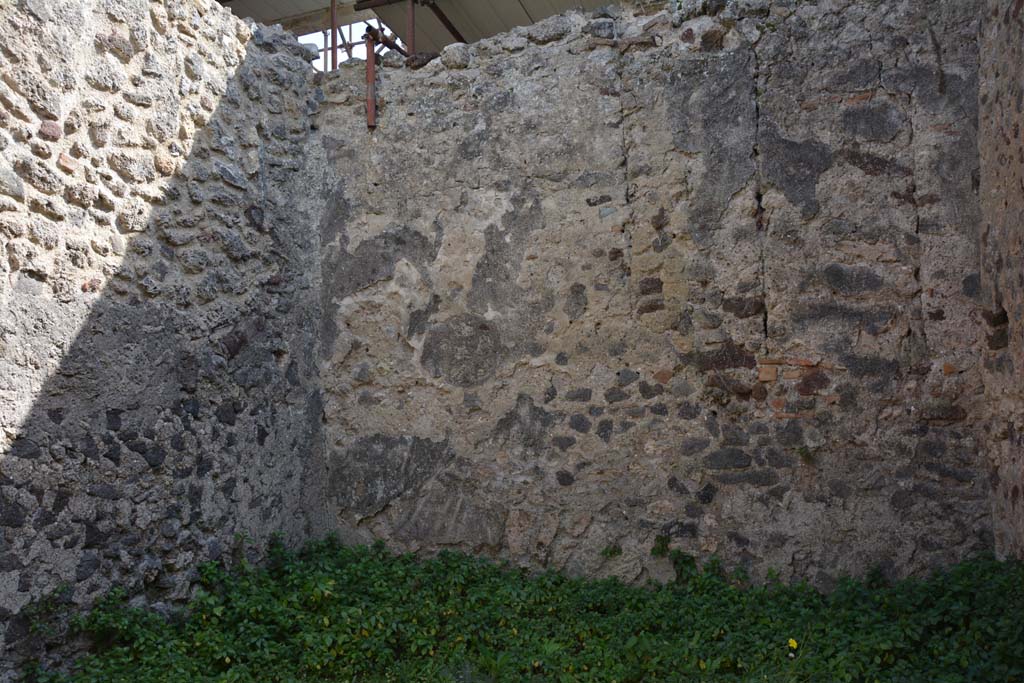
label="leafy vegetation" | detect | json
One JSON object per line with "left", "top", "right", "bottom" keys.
{"left": 30, "top": 538, "right": 1024, "bottom": 682}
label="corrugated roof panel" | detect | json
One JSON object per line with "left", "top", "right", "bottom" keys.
{"left": 378, "top": 0, "right": 589, "bottom": 56}
{"left": 519, "top": 0, "right": 553, "bottom": 22}
{"left": 375, "top": 0, "right": 508, "bottom": 53}
{"left": 434, "top": 2, "right": 491, "bottom": 43}
{"left": 223, "top": 0, "right": 361, "bottom": 27}
{"left": 376, "top": 4, "right": 446, "bottom": 52}
{"left": 525, "top": 0, "right": 604, "bottom": 22}
{"left": 223, "top": 0, "right": 613, "bottom": 49}
{"left": 461, "top": 0, "right": 533, "bottom": 36}
{"left": 224, "top": 0, "right": 280, "bottom": 23}
{"left": 286, "top": 0, "right": 333, "bottom": 19}
{"left": 475, "top": 0, "right": 532, "bottom": 30}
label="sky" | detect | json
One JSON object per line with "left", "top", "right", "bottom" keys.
{"left": 298, "top": 20, "right": 403, "bottom": 71}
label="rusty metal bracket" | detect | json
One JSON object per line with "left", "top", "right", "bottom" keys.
{"left": 365, "top": 25, "right": 407, "bottom": 56}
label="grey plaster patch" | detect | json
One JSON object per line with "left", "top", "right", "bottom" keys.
{"left": 420, "top": 314, "right": 504, "bottom": 387}
{"left": 759, "top": 125, "right": 833, "bottom": 218}
{"left": 669, "top": 52, "right": 757, "bottom": 230}
{"left": 331, "top": 434, "right": 455, "bottom": 517}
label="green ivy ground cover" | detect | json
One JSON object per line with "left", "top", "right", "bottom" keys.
{"left": 31, "top": 538, "right": 1024, "bottom": 683}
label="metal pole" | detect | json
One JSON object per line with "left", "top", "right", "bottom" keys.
{"left": 330, "top": 0, "right": 338, "bottom": 70}
{"left": 365, "top": 34, "right": 377, "bottom": 129}
{"left": 406, "top": 0, "right": 416, "bottom": 55}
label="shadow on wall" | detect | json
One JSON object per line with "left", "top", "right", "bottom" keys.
{"left": 0, "top": 0, "right": 323, "bottom": 668}
{"left": 980, "top": 0, "right": 1024, "bottom": 559}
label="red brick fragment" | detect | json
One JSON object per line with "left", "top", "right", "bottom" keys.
{"left": 653, "top": 369, "right": 673, "bottom": 384}
{"left": 57, "top": 153, "right": 78, "bottom": 174}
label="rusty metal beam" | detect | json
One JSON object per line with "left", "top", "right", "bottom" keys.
{"left": 365, "top": 33, "right": 377, "bottom": 129}
{"left": 354, "top": 0, "right": 403, "bottom": 10}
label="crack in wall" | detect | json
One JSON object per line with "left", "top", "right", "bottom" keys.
{"left": 905, "top": 67, "right": 928, "bottom": 358}
{"left": 927, "top": 24, "right": 948, "bottom": 96}
{"left": 615, "top": 48, "right": 637, "bottom": 316}
{"left": 751, "top": 43, "right": 768, "bottom": 346}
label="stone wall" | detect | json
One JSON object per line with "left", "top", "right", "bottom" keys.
{"left": 980, "top": 0, "right": 1024, "bottom": 559}
{"left": 0, "top": 0, "right": 322, "bottom": 668}
{"left": 0, "top": 0, "right": 1012, "bottom": 674}
{"left": 312, "top": 0, "right": 991, "bottom": 587}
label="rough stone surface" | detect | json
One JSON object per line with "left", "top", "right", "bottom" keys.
{"left": 0, "top": 0, "right": 1018, "bottom": 677}
{"left": 0, "top": 0, "right": 321, "bottom": 674}
{"left": 311, "top": 0, "right": 991, "bottom": 590}
{"left": 980, "top": 0, "right": 1024, "bottom": 560}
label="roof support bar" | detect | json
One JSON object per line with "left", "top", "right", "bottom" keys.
{"left": 354, "top": 0, "right": 403, "bottom": 9}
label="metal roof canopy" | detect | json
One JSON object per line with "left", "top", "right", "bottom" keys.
{"left": 218, "top": 0, "right": 370, "bottom": 35}
{"left": 220, "top": 0, "right": 610, "bottom": 51}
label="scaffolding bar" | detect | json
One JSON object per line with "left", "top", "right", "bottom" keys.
{"left": 330, "top": 0, "right": 338, "bottom": 70}
{"left": 365, "top": 34, "right": 377, "bottom": 128}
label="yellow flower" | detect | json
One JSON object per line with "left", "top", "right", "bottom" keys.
{"left": 788, "top": 638, "right": 799, "bottom": 650}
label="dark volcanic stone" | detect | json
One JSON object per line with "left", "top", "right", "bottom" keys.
{"left": 76, "top": 552, "right": 101, "bottom": 581}
{"left": 565, "top": 388, "right": 592, "bottom": 402}
{"left": 552, "top": 435, "right": 576, "bottom": 451}
{"left": 0, "top": 495, "right": 28, "bottom": 528}
{"left": 705, "top": 448, "right": 752, "bottom": 469}
{"left": 569, "top": 414, "right": 592, "bottom": 433}
{"left": 680, "top": 437, "right": 711, "bottom": 455}
{"left": 9, "top": 438, "right": 41, "bottom": 459}
{"left": 697, "top": 483, "right": 717, "bottom": 504}
{"left": 604, "top": 387, "right": 628, "bottom": 403}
